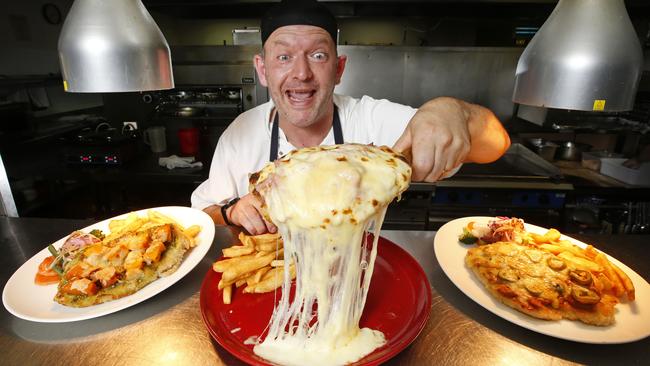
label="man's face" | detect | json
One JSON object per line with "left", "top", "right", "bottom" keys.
{"left": 254, "top": 25, "right": 347, "bottom": 128}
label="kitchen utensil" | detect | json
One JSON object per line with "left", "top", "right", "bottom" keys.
{"left": 144, "top": 126, "right": 167, "bottom": 153}
{"left": 556, "top": 141, "right": 591, "bottom": 161}
{"left": 526, "top": 138, "right": 558, "bottom": 162}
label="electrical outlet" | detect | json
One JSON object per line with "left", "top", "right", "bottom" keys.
{"left": 123, "top": 121, "right": 138, "bottom": 130}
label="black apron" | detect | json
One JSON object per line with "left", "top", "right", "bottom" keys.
{"left": 269, "top": 106, "right": 343, "bottom": 161}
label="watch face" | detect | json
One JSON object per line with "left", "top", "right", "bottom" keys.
{"left": 42, "top": 3, "right": 62, "bottom": 25}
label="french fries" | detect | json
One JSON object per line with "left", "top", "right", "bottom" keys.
{"left": 557, "top": 251, "right": 603, "bottom": 272}
{"left": 527, "top": 228, "right": 635, "bottom": 301}
{"left": 103, "top": 210, "right": 201, "bottom": 247}
{"left": 244, "top": 265, "right": 296, "bottom": 294}
{"left": 213, "top": 231, "right": 293, "bottom": 304}
{"left": 223, "top": 284, "right": 232, "bottom": 305}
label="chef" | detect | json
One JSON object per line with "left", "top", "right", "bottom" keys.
{"left": 191, "top": 0, "right": 510, "bottom": 234}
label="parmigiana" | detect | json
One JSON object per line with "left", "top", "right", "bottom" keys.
{"left": 249, "top": 144, "right": 411, "bottom": 366}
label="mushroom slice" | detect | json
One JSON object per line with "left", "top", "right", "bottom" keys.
{"left": 523, "top": 278, "right": 545, "bottom": 296}
{"left": 498, "top": 267, "right": 519, "bottom": 282}
{"left": 571, "top": 285, "right": 601, "bottom": 305}
{"left": 524, "top": 249, "right": 543, "bottom": 263}
{"left": 569, "top": 269, "right": 593, "bottom": 286}
{"left": 547, "top": 257, "right": 566, "bottom": 271}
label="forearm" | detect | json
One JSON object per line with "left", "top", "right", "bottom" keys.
{"left": 466, "top": 104, "right": 510, "bottom": 163}
{"left": 425, "top": 97, "right": 510, "bottom": 164}
{"left": 417, "top": 97, "right": 469, "bottom": 129}
{"left": 203, "top": 204, "right": 228, "bottom": 226}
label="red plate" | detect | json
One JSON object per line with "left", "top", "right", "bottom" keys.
{"left": 200, "top": 235, "right": 432, "bottom": 365}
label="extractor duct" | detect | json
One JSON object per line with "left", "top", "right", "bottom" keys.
{"left": 513, "top": 0, "right": 643, "bottom": 112}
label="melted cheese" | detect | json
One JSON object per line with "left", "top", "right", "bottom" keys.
{"left": 251, "top": 144, "right": 411, "bottom": 366}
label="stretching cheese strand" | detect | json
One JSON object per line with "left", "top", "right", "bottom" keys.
{"left": 250, "top": 144, "right": 411, "bottom": 366}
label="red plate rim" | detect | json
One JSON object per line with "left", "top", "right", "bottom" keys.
{"left": 199, "top": 235, "right": 432, "bottom": 365}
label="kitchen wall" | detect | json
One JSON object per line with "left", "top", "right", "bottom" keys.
{"left": 0, "top": 0, "right": 103, "bottom": 118}
{"left": 150, "top": 12, "right": 499, "bottom": 47}
{"left": 152, "top": 13, "right": 260, "bottom": 46}
{"left": 0, "top": 1, "right": 68, "bottom": 75}
{"left": 335, "top": 46, "right": 521, "bottom": 122}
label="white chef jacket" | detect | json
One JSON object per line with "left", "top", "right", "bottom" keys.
{"left": 190, "top": 94, "right": 417, "bottom": 210}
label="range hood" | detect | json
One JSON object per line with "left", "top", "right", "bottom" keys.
{"left": 58, "top": 0, "right": 174, "bottom": 93}
{"left": 512, "top": 0, "right": 643, "bottom": 112}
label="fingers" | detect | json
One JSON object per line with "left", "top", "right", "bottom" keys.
{"left": 455, "top": 142, "right": 470, "bottom": 169}
{"left": 421, "top": 134, "right": 448, "bottom": 182}
{"left": 415, "top": 129, "right": 469, "bottom": 182}
{"left": 423, "top": 143, "right": 444, "bottom": 182}
{"left": 247, "top": 196, "right": 277, "bottom": 233}
{"left": 397, "top": 105, "right": 471, "bottom": 182}
{"left": 239, "top": 205, "right": 268, "bottom": 235}
{"left": 412, "top": 142, "right": 434, "bottom": 182}
{"left": 229, "top": 194, "right": 276, "bottom": 235}
{"left": 412, "top": 125, "right": 452, "bottom": 181}
{"left": 392, "top": 128, "right": 411, "bottom": 153}
{"left": 265, "top": 219, "right": 278, "bottom": 234}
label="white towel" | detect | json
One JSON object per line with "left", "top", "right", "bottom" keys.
{"left": 158, "top": 155, "right": 203, "bottom": 170}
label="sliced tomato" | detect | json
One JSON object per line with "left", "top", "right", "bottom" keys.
{"left": 35, "top": 256, "right": 60, "bottom": 285}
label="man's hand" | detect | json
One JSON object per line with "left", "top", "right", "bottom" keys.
{"left": 394, "top": 97, "right": 471, "bottom": 182}
{"left": 227, "top": 193, "right": 277, "bottom": 235}
{"left": 393, "top": 97, "right": 510, "bottom": 182}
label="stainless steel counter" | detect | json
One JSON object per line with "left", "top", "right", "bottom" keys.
{"left": 1, "top": 217, "right": 649, "bottom": 366}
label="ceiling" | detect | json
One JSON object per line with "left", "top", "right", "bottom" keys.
{"left": 143, "top": 0, "right": 650, "bottom": 20}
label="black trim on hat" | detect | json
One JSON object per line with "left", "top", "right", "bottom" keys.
{"left": 261, "top": 0, "right": 337, "bottom": 46}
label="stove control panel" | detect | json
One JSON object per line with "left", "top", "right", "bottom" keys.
{"left": 68, "top": 154, "right": 122, "bottom": 165}
{"left": 433, "top": 188, "right": 566, "bottom": 209}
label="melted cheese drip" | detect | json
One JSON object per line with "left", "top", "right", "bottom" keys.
{"left": 251, "top": 144, "right": 411, "bottom": 366}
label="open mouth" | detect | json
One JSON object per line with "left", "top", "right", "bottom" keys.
{"left": 286, "top": 89, "right": 316, "bottom": 103}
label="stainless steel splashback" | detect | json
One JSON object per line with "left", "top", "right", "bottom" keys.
{"left": 168, "top": 45, "right": 522, "bottom": 121}
{"left": 335, "top": 46, "right": 522, "bottom": 122}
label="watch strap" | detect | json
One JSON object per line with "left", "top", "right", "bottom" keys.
{"left": 220, "top": 197, "right": 240, "bottom": 226}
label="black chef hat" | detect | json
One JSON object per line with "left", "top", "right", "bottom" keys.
{"left": 261, "top": 0, "right": 337, "bottom": 46}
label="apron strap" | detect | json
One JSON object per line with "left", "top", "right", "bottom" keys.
{"left": 332, "top": 106, "right": 343, "bottom": 145}
{"left": 269, "top": 111, "right": 280, "bottom": 162}
{"left": 269, "top": 106, "right": 343, "bottom": 162}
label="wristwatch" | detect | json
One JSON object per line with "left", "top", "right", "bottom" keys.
{"left": 220, "top": 197, "right": 240, "bottom": 226}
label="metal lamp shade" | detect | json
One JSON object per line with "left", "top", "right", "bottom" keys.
{"left": 513, "top": 0, "right": 643, "bottom": 112}
{"left": 58, "top": 0, "right": 174, "bottom": 93}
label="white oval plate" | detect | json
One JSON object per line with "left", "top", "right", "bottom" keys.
{"left": 2, "top": 206, "right": 215, "bottom": 323}
{"left": 434, "top": 216, "right": 650, "bottom": 344}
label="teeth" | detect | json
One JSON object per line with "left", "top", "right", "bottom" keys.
{"left": 288, "top": 91, "right": 314, "bottom": 101}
